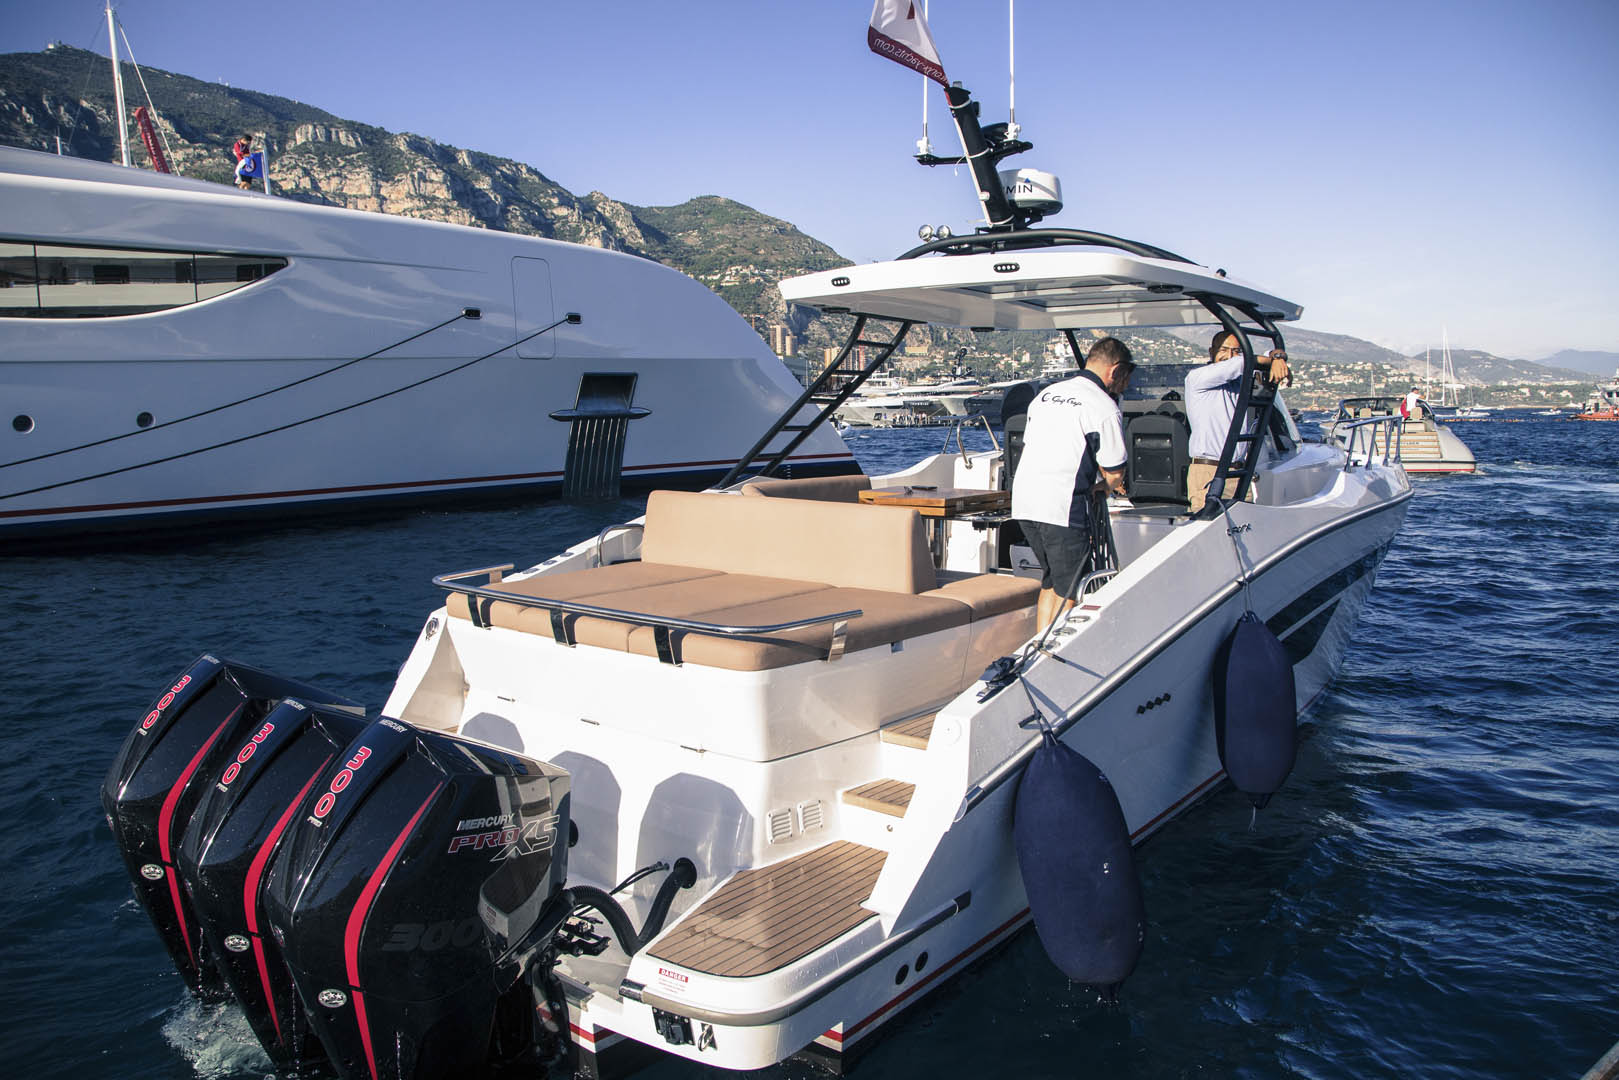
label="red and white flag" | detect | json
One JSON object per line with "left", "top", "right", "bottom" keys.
{"left": 868, "top": 0, "right": 948, "bottom": 88}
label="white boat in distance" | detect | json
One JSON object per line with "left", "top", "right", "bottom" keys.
{"left": 105, "top": 77, "right": 1414, "bottom": 1080}
{"left": 0, "top": 147, "right": 852, "bottom": 545}
{"left": 1325, "top": 396, "right": 1477, "bottom": 474}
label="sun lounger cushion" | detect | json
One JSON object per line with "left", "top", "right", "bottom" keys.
{"left": 622, "top": 587, "right": 973, "bottom": 670}
{"left": 925, "top": 571, "right": 1041, "bottom": 619}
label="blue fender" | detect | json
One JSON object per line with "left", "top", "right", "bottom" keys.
{"left": 1013, "top": 730, "right": 1145, "bottom": 992}
{"left": 1214, "top": 611, "right": 1298, "bottom": 808}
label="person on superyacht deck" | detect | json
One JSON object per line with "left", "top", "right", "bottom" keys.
{"left": 1011, "top": 337, "right": 1134, "bottom": 629}
{"left": 1185, "top": 331, "right": 1291, "bottom": 513}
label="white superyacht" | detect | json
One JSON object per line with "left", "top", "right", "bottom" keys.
{"left": 1, "top": 149, "right": 852, "bottom": 545}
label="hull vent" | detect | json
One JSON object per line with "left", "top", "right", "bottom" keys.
{"left": 766, "top": 808, "right": 794, "bottom": 844}
{"left": 798, "top": 799, "right": 824, "bottom": 832}
{"left": 549, "top": 373, "right": 650, "bottom": 501}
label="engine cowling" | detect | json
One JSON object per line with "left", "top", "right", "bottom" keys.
{"left": 262, "top": 717, "right": 571, "bottom": 1080}
{"left": 175, "top": 698, "right": 368, "bottom": 1070}
{"left": 101, "top": 655, "right": 364, "bottom": 997}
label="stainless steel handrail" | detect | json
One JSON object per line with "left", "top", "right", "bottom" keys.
{"left": 941, "top": 413, "right": 1002, "bottom": 470}
{"left": 591, "top": 522, "right": 644, "bottom": 568}
{"left": 433, "top": 567, "right": 862, "bottom": 663}
{"left": 1335, "top": 415, "right": 1403, "bottom": 469}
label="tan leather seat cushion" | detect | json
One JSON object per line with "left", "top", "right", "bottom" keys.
{"left": 622, "top": 588, "right": 973, "bottom": 670}
{"left": 926, "top": 571, "right": 1041, "bottom": 619}
{"left": 446, "top": 562, "right": 720, "bottom": 624}
{"left": 542, "top": 573, "right": 833, "bottom": 651}
{"left": 740, "top": 474, "right": 871, "bottom": 503}
{"left": 642, "top": 490, "right": 932, "bottom": 594}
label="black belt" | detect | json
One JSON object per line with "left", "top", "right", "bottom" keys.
{"left": 1191, "top": 456, "right": 1223, "bottom": 466}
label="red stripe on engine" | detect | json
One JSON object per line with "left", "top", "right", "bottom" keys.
{"left": 343, "top": 784, "right": 442, "bottom": 1080}
{"left": 155, "top": 706, "right": 239, "bottom": 967}
{"left": 242, "top": 759, "right": 330, "bottom": 1043}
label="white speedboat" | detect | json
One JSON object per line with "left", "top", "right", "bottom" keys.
{"left": 1325, "top": 396, "right": 1477, "bottom": 474}
{"left": 0, "top": 148, "right": 853, "bottom": 545}
{"left": 104, "top": 82, "right": 1411, "bottom": 1080}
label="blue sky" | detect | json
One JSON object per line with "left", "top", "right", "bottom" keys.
{"left": 4, "top": 0, "right": 1617, "bottom": 360}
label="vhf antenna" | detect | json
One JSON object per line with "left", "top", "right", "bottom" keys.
{"left": 916, "top": 0, "right": 934, "bottom": 157}
{"left": 1006, "top": 0, "right": 1019, "bottom": 141}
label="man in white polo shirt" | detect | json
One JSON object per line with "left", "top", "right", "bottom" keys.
{"left": 1185, "top": 331, "right": 1291, "bottom": 513}
{"left": 1011, "top": 337, "right": 1133, "bottom": 629}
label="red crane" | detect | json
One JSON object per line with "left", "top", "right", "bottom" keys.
{"left": 132, "top": 106, "right": 171, "bottom": 173}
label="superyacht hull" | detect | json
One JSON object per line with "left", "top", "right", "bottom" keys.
{"left": 0, "top": 148, "right": 852, "bottom": 544}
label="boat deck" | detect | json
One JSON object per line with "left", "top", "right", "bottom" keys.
{"left": 647, "top": 841, "right": 886, "bottom": 977}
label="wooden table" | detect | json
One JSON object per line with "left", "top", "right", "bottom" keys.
{"left": 857, "top": 486, "right": 1010, "bottom": 517}
{"left": 859, "top": 486, "right": 1010, "bottom": 565}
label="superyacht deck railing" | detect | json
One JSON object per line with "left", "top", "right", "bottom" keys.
{"left": 434, "top": 566, "right": 861, "bottom": 664}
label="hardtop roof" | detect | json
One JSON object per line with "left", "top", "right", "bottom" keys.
{"left": 780, "top": 245, "right": 1303, "bottom": 331}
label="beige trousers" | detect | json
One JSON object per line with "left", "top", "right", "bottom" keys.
{"left": 1186, "top": 461, "right": 1240, "bottom": 514}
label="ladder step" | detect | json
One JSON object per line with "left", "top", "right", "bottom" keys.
{"left": 879, "top": 713, "right": 936, "bottom": 749}
{"left": 842, "top": 778, "right": 915, "bottom": 818}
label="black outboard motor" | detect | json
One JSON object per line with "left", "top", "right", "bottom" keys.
{"left": 102, "top": 655, "right": 364, "bottom": 997}
{"left": 175, "top": 698, "right": 369, "bottom": 1071}
{"left": 263, "top": 717, "right": 572, "bottom": 1080}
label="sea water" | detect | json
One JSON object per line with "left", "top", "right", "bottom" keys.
{"left": 2, "top": 418, "right": 1615, "bottom": 1079}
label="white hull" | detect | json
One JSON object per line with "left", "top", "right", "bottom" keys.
{"left": 382, "top": 443, "right": 1409, "bottom": 1074}
{"left": 0, "top": 149, "right": 852, "bottom": 541}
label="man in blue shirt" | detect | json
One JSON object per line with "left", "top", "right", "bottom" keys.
{"left": 1184, "top": 331, "right": 1291, "bottom": 513}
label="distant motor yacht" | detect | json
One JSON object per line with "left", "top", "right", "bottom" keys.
{"left": 0, "top": 148, "right": 853, "bottom": 545}
{"left": 1325, "top": 396, "right": 1476, "bottom": 473}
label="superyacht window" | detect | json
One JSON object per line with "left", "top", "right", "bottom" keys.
{"left": 0, "top": 240, "right": 287, "bottom": 318}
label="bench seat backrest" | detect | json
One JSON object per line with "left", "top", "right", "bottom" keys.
{"left": 643, "top": 490, "right": 934, "bottom": 594}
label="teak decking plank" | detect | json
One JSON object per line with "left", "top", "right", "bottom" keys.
{"left": 648, "top": 841, "right": 886, "bottom": 977}
{"left": 843, "top": 779, "right": 915, "bottom": 817}
{"left": 679, "top": 848, "right": 884, "bottom": 970}
{"left": 881, "top": 712, "right": 937, "bottom": 748}
{"left": 656, "top": 854, "right": 883, "bottom": 975}
{"left": 664, "top": 846, "right": 876, "bottom": 954}
{"left": 692, "top": 843, "right": 872, "bottom": 919}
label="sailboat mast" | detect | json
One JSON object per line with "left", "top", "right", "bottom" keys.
{"left": 106, "top": 1, "right": 131, "bottom": 167}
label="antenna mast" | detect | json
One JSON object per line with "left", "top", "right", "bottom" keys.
{"left": 916, "top": 1, "right": 933, "bottom": 157}
{"left": 1007, "top": 0, "right": 1019, "bottom": 140}
{"left": 105, "top": 1, "right": 131, "bottom": 166}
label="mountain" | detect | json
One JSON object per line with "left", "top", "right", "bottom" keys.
{"left": 1538, "top": 349, "right": 1619, "bottom": 377}
{"left": 1423, "top": 348, "right": 1587, "bottom": 385}
{"left": 0, "top": 45, "right": 847, "bottom": 328}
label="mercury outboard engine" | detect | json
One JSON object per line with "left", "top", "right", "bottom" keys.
{"left": 262, "top": 716, "right": 573, "bottom": 1080}
{"left": 174, "top": 698, "right": 368, "bottom": 1071}
{"left": 102, "top": 655, "right": 365, "bottom": 997}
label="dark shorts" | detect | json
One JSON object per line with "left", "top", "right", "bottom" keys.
{"left": 1019, "top": 519, "right": 1093, "bottom": 597}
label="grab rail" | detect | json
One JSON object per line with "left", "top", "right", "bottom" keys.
{"left": 941, "top": 413, "right": 1001, "bottom": 471}
{"left": 1335, "top": 415, "right": 1404, "bottom": 469}
{"left": 433, "top": 567, "right": 862, "bottom": 665}
{"left": 591, "top": 523, "right": 644, "bottom": 568}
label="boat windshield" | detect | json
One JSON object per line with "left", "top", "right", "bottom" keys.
{"left": 1120, "top": 363, "right": 1202, "bottom": 401}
